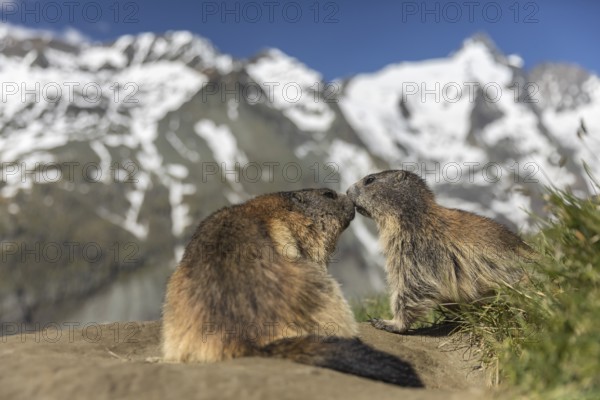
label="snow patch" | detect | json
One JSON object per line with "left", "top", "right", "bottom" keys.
{"left": 194, "top": 119, "right": 248, "bottom": 166}
{"left": 246, "top": 49, "right": 334, "bottom": 132}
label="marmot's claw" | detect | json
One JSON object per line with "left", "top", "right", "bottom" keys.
{"left": 368, "top": 318, "right": 405, "bottom": 334}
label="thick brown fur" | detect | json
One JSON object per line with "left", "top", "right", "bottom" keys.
{"left": 347, "top": 170, "right": 536, "bottom": 333}
{"left": 162, "top": 189, "right": 423, "bottom": 387}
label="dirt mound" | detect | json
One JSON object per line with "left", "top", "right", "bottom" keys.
{"left": 1, "top": 322, "right": 487, "bottom": 399}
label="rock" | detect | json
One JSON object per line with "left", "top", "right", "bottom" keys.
{"left": 0, "top": 322, "right": 487, "bottom": 399}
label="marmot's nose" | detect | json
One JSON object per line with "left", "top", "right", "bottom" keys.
{"left": 346, "top": 185, "right": 358, "bottom": 199}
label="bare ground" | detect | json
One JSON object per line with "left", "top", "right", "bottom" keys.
{"left": 1, "top": 321, "right": 489, "bottom": 400}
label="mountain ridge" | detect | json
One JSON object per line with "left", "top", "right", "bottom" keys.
{"left": 1, "top": 23, "right": 598, "bottom": 324}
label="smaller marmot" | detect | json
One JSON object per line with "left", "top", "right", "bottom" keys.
{"left": 347, "top": 170, "right": 535, "bottom": 333}
{"left": 162, "top": 189, "right": 422, "bottom": 387}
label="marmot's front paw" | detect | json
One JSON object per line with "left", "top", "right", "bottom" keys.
{"left": 368, "top": 318, "right": 407, "bottom": 334}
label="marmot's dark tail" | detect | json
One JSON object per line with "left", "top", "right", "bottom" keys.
{"left": 255, "top": 336, "right": 423, "bottom": 387}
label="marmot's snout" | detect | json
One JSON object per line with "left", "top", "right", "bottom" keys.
{"left": 345, "top": 184, "right": 358, "bottom": 199}
{"left": 337, "top": 193, "right": 356, "bottom": 227}
{"left": 346, "top": 184, "right": 372, "bottom": 218}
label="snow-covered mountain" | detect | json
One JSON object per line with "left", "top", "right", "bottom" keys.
{"left": 1, "top": 25, "right": 598, "bottom": 324}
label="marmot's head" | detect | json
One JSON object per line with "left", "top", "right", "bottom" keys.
{"left": 271, "top": 189, "right": 355, "bottom": 263}
{"left": 346, "top": 170, "right": 434, "bottom": 225}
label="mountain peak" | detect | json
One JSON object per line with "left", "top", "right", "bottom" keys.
{"left": 0, "top": 22, "right": 89, "bottom": 46}
{"left": 464, "top": 32, "right": 500, "bottom": 52}
{"left": 456, "top": 33, "right": 500, "bottom": 57}
{"left": 250, "top": 47, "right": 296, "bottom": 64}
{"left": 246, "top": 47, "right": 323, "bottom": 84}
{"left": 77, "top": 30, "right": 234, "bottom": 72}
{"left": 451, "top": 33, "right": 523, "bottom": 69}
{"left": 454, "top": 32, "right": 522, "bottom": 68}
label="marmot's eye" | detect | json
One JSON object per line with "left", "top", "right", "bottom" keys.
{"left": 322, "top": 190, "right": 337, "bottom": 199}
{"left": 364, "top": 176, "right": 376, "bottom": 186}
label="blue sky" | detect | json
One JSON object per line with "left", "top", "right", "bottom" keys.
{"left": 2, "top": 0, "right": 599, "bottom": 80}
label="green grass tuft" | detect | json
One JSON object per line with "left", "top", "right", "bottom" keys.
{"left": 453, "top": 179, "right": 600, "bottom": 398}
{"left": 351, "top": 293, "right": 392, "bottom": 322}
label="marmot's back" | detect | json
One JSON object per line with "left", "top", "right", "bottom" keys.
{"left": 163, "top": 191, "right": 354, "bottom": 362}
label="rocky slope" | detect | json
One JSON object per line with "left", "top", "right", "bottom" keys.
{"left": 1, "top": 321, "right": 487, "bottom": 400}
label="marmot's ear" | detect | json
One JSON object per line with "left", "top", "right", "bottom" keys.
{"left": 292, "top": 192, "right": 304, "bottom": 204}
{"left": 396, "top": 170, "right": 407, "bottom": 181}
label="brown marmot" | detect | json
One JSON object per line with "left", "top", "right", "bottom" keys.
{"left": 347, "top": 170, "right": 535, "bottom": 333}
{"left": 162, "top": 189, "right": 422, "bottom": 387}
